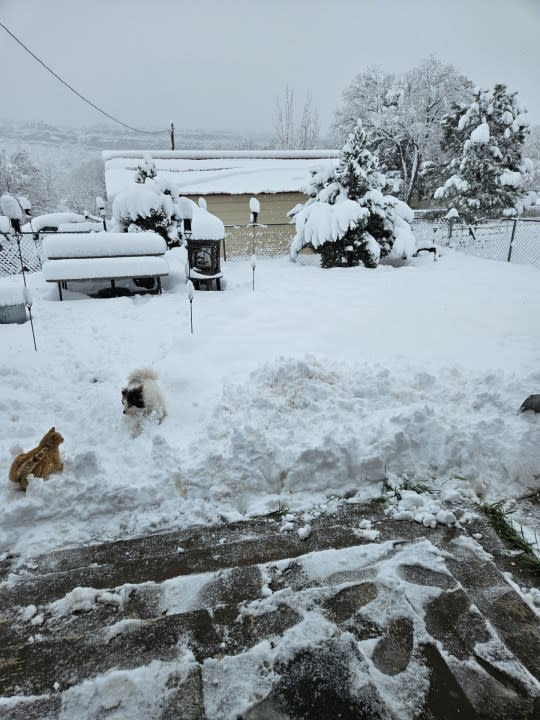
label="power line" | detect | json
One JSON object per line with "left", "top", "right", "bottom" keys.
{"left": 0, "top": 20, "right": 168, "bottom": 136}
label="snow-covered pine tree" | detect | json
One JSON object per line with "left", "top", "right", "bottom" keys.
{"left": 434, "top": 85, "right": 535, "bottom": 222}
{"left": 134, "top": 153, "right": 157, "bottom": 184}
{"left": 112, "top": 154, "right": 182, "bottom": 248}
{"left": 290, "top": 120, "right": 416, "bottom": 268}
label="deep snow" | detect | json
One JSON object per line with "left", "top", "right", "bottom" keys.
{"left": 0, "top": 247, "right": 539, "bottom": 561}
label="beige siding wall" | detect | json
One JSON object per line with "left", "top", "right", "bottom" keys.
{"left": 186, "top": 192, "right": 305, "bottom": 225}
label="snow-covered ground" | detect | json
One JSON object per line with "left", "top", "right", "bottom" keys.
{"left": 1, "top": 247, "right": 539, "bottom": 561}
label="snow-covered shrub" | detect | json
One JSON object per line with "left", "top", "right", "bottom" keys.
{"left": 135, "top": 153, "right": 157, "bottom": 184}
{"left": 434, "top": 85, "right": 536, "bottom": 222}
{"left": 120, "top": 153, "right": 180, "bottom": 247}
{"left": 112, "top": 184, "right": 175, "bottom": 244}
{"left": 290, "top": 121, "right": 416, "bottom": 268}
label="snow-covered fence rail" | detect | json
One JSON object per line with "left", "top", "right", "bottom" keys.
{"left": 412, "top": 218, "right": 540, "bottom": 269}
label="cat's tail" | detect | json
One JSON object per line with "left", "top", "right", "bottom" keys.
{"left": 128, "top": 367, "right": 158, "bottom": 385}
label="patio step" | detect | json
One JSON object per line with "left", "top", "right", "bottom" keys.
{"left": 1, "top": 501, "right": 539, "bottom": 719}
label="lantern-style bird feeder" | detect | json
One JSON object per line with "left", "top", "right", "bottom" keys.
{"left": 249, "top": 197, "right": 260, "bottom": 225}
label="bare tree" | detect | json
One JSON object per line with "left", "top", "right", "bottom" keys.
{"left": 65, "top": 157, "right": 107, "bottom": 214}
{"left": 38, "top": 160, "right": 62, "bottom": 212}
{"left": 298, "top": 93, "right": 320, "bottom": 150}
{"left": 273, "top": 86, "right": 320, "bottom": 150}
{"left": 0, "top": 150, "right": 43, "bottom": 207}
{"left": 273, "top": 85, "right": 296, "bottom": 150}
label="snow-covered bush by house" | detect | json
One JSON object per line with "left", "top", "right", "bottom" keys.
{"left": 112, "top": 184, "right": 174, "bottom": 244}
{"left": 289, "top": 121, "right": 416, "bottom": 268}
{"left": 112, "top": 153, "right": 227, "bottom": 249}
{"left": 134, "top": 153, "right": 157, "bottom": 184}
{"left": 111, "top": 154, "right": 178, "bottom": 247}
{"left": 434, "top": 84, "right": 536, "bottom": 221}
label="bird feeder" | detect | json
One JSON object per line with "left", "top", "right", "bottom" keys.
{"left": 249, "top": 197, "right": 260, "bottom": 225}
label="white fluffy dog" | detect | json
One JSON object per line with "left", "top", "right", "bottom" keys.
{"left": 122, "top": 368, "right": 167, "bottom": 435}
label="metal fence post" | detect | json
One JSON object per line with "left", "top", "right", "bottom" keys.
{"left": 507, "top": 219, "right": 517, "bottom": 263}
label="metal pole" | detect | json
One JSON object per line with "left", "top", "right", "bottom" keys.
{"left": 16, "top": 235, "right": 27, "bottom": 287}
{"left": 169, "top": 122, "right": 175, "bottom": 150}
{"left": 189, "top": 299, "right": 193, "bottom": 334}
{"left": 507, "top": 218, "right": 517, "bottom": 263}
{"left": 27, "top": 306, "right": 37, "bottom": 351}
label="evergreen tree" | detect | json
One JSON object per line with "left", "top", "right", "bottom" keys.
{"left": 290, "top": 120, "right": 416, "bottom": 268}
{"left": 134, "top": 153, "right": 157, "bottom": 184}
{"left": 434, "top": 84, "right": 535, "bottom": 221}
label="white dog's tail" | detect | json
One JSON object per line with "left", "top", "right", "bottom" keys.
{"left": 128, "top": 367, "right": 158, "bottom": 384}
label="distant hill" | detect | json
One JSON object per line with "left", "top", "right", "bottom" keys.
{"left": 0, "top": 119, "right": 273, "bottom": 170}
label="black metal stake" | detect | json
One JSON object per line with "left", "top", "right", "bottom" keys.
{"left": 189, "top": 298, "right": 193, "bottom": 334}
{"left": 27, "top": 305, "right": 37, "bottom": 351}
{"left": 252, "top": 266, "right": 255, "bottom": 291}
{"left": 507, "top": 218, "right": 517, "bottom": 263}
{"left": 16, "top": 235, "right": 27, "bottom": 287}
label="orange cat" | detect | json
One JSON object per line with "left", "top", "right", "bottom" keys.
{"left": 9, "top": 427, "right": 64, "bottom": 491}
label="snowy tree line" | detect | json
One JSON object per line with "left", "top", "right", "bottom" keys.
{"left": 0, "top": 149, "right": 106, "bottom": 217}
{"left": 278, "top": 56, "right": 540, "bottom": 215}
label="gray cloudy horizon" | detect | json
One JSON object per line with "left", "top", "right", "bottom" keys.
{"left": 0, "top": 0, "right": 539, "bottom": 137}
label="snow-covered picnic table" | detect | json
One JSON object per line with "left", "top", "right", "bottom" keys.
{"left": 42, "top": 231, "right": 169, "bottom": 300}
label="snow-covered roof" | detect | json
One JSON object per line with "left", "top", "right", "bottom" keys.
{"left": 103, "top": 150, "right": 340, "bottom": 199}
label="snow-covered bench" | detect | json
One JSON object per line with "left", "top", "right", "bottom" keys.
{"left": 42, "top": 232, "right": 169, "bottom": 300}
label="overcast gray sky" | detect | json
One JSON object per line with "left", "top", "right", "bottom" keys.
{"left": 1, "top": 0, "right": 539, "bottom": 134}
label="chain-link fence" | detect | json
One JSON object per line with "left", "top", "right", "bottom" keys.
{"left": 412, "top": 218, "right": 540, "bottom": 269}
{"left": 3, "top": 218, "right": 539, "bottom": 278}
{"left": 0, "top": 232, "right": 42, "bottom": 277}
{"left": 226, "top": 218, "right": 540, "bottom": 269}
{"left": 223, "top": 223, "right": 319, "bottom": 265}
